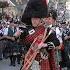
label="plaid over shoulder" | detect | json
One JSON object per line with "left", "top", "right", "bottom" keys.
{"left": 23, "top": 26, "right": 45, "bottom": 45}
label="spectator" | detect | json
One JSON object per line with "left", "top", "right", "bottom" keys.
{"left": 0, "top": 23, "right": 4, "bottom": 60}
{"left": 60, "top": 22, "right": 70, "bottom": 69}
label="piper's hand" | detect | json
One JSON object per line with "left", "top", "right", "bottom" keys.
{"left": 47, "top": 42, "right": 55, "bottom": 50}
{"left": 48, "top": 46, "right": 54, "bottom": 50}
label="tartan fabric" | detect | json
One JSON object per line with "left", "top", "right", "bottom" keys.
{"left": 22, "top": 31, "right": 45, "bottom": 70}
{"left": 48, "top": 49, "right": 58, "bottom": 70}
{"left": 40, "top": 59, "right": 50, "bottom": 70}
{"left": 23, "top": 26, "right": 45, "bottom": 45}
{"left": 35, "top": 53, "right": 41, "bottom": 62}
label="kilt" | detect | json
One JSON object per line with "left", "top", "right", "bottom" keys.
{"left": 40, "top": 59, "right": 50, "bottom": 70}
{"left": 1, "top": 40, "right": 8, "bottom": 58}
{"left": 48, "top": 49, "right": 57, "bottom": 70}
{"left": 5, "top": 40, "right": 21, "bottom": 57}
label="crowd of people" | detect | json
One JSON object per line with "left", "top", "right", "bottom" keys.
{"left": 0, "top": 0, "right": 70, "bottom": 70}
{"left": 0, "top": 17, "right": 24, "bottom": 66}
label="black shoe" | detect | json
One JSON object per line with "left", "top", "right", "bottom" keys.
{"left": 0, "top": 58, "right": 2, "bottom": 60}
{"left": 18, "top": 62, "right": 20, "bottom": 64}
{"left": 12, "top": 64, "right": 15, "bottom": 67}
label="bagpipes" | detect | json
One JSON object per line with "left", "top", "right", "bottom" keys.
{"left": 21, "top": 28, "right": 46, "bottom": 70}
{"left": 18, "top": 21, "right": 62, "bottom": 70}
{"left": 20, "top": 26, "right": 62, "bottom": 70}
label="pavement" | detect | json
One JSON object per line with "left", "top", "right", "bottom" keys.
{"left": 0, "top": 58, "right": 21, "bottom": 70}
{"left": 0, "top": 58, "right": 68, "bottom": 70}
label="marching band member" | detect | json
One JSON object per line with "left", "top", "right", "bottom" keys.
{"left": 60, "top": 22, "right": 70, "bottom": 70}
{"left": 15, "top": 0, "right": 48, "bottom": 70}
{"left": 41, "top": 10, "right": 63, "bottom": 70}
{"left": 14, "top": 0, "right": 63, "bottom": 70}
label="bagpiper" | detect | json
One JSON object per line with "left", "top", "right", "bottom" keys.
{"left": 14, "top": 0, "right": 63, "bottom": 70}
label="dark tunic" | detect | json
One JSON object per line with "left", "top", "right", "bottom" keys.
{"left": 24, "top": 26, "right": 45, "bottom": 44}
{"left": 45, "top": 27, "right": 60, "bottom": 47}
{"left": 20, "top": 26, "right": 45, "bottom": 44}
{"left": 45, "top": 27, "right": 60, "bottom": 70}
{"left": 20, "top": 25, "right": 45, "bottom": 51}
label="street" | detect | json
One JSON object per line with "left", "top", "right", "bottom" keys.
{"left": 0, "top": 59, "right": 21, "bottom": 70}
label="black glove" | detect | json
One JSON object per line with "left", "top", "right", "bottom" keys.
{"left": 47, "top": 42, "right": 55, "bottom": 50}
